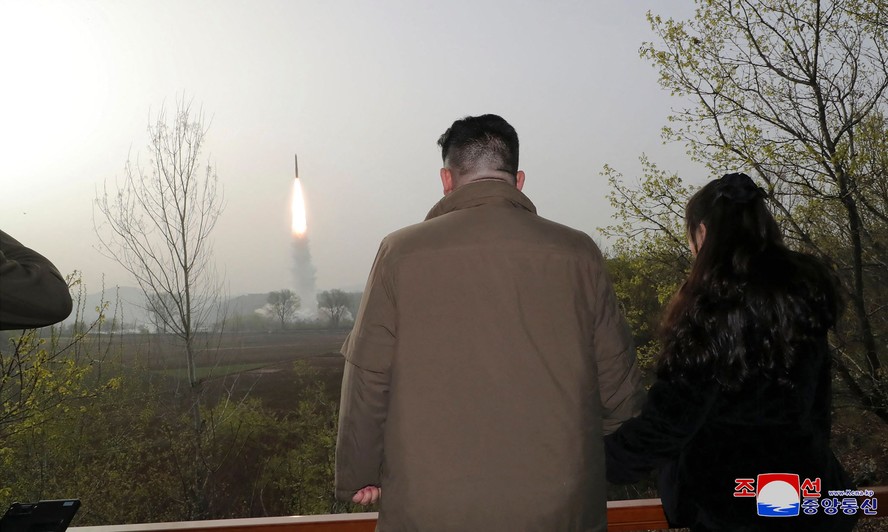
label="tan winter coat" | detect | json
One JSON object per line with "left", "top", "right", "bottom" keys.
{"left": 335, "top": 180, "right": 643, "bottom": 531}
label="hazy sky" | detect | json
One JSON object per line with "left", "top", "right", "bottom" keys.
{"left": 1, "top": 0, "right": 705, "bottom": 297}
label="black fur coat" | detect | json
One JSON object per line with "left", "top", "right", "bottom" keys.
{"left": 605, "top": 336, "right": 858, "bottom": 531}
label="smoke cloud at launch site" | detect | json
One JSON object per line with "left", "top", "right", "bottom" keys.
{"left": 291, "top": 236, "right": 318, "bottom": 317}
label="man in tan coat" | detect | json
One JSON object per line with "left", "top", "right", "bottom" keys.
{"left": 335, "top": 114, "right": 643, "bottom": 531}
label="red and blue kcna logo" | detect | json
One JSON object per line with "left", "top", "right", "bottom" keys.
{"left": 756, "top": 473, "right": 801, "bottom": 517}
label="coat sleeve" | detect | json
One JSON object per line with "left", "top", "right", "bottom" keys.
{"left": 334, "top": 240, "right": 397, "bottom": 501}
{"left": 605, "top": 377, "right": 719, "bottom": 484}
{"left": 589, "top": 249, "right": 645, "bottom": 435}
{"left": 0, "top": 229, "right": 73, "bottom": 331}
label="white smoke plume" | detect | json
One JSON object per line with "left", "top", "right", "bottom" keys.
{"left": 291, "top": 235, "right": 317, "bottom": 318}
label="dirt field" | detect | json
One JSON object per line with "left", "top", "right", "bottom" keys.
{"left": 88, "top": 329, "right": 351, "bottom": 413}
{"left": 111, "top": 329, "right": 349, "bottom": 368}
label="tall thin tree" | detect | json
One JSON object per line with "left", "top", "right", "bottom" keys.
{"left": 95, "top": 96, "right": 225, "bottom": 517}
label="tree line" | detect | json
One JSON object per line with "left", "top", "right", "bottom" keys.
{"left": 265, "top": 288, "right": 362, "bottom": 330}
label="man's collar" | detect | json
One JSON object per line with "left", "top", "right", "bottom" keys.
{"left": 424, "top": 180, "right": 537, "bottom": 221}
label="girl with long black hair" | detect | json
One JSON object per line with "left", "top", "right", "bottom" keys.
{"left": 606, "top": 173, "right": 857, "bottom": 531}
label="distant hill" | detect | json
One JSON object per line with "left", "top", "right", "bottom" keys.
{"left": 67, "top": 285, "right": 150, "bottom": 328}
{"left": 66, "top": 288, "right": 274, "bottom": 330}
{"left": 228, "top": 293, "right": 270, "bottom": 317}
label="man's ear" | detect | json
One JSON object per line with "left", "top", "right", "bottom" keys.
{"left": 516, "top": 170, "right": 525, "bottom": 191}
{"left": 440, "top": 168, "right": 454, "bottom": 195}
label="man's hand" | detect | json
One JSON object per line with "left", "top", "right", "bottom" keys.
{"left": 352, "top": 485, "right": 381, "bottom": 506}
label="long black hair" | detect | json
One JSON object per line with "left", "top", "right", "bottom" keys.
{"left": 658, "top": 173, "right": 841, "bottom": 390}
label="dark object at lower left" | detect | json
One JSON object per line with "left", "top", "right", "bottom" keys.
{"left": 0, "top": 500, "right": 80, "bottom": 532}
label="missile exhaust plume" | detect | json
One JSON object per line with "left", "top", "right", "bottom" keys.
{"left": 290, "top": 153, "right": 317, "bottom": 316}
{"left": 291, "top": 181, "right": 307, "bottom": 235}
{"left": 291, "top": 153, "right": 307, "bottom": 235}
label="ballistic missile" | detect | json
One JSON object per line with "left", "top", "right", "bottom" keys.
{"left": 294, "top": 153, "right": 299, "bottom": 179}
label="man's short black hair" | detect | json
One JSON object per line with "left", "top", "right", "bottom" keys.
{"left": 437, "top": 114, "right": 519, "bottom": 178}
